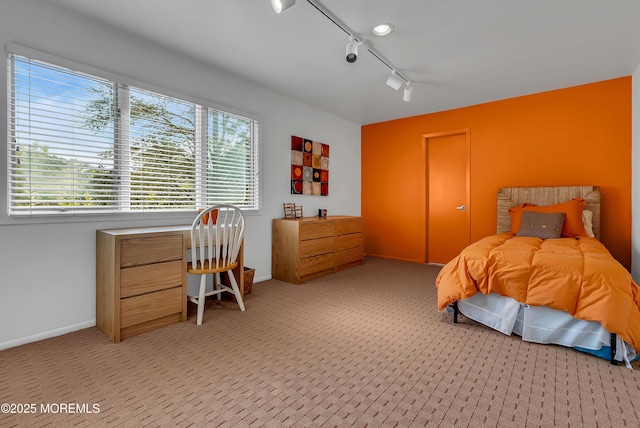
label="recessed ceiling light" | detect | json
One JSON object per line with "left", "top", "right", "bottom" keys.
{"left": 371, "top": 23, "right": 394, "bottom": 37}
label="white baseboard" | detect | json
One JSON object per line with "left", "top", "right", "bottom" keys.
{"left": 0, "top": 320, "right": 96, "bottom": 351}
{"left": 2, "top": 277, "right": 279, "bottom": 351}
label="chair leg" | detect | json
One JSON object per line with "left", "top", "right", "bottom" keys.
{"left": 196, "top": 274, "right": 207, "bottom": 325}
{"left": 226, "top": 270, "right": 245, "bottom": 311}
{"left": 214, "top": 272, "right": 222, "bottom": 300}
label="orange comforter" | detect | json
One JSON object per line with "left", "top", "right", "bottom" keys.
{"left": 436, "top": 233, "right": 640, "bottom": 351}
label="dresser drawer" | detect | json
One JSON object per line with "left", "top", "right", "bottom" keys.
{"left": 336, "top": 247, "right": 363, "bottom": 267}
{"left": 299, "top": 221, "right": 334, "bottom": 240}
{"left": 120, "top": 287, "right": 183, "bottom": 328}
{"left": 299, "top": 236, "right": 334, "bottom": 258}
{"left": 335, "top": 233, "right": 362, "bottom": 251}
{"left": 335, "top": 219, "right": 364, "bottom": 235}
{"left": 120, "top": 260, "right": 183, "bottom": 298}
{"left": 120, "top": 235, "right": 182, "bottom": 268}
{"left": 298, "top": 253, "right": 334, "bottom": 277}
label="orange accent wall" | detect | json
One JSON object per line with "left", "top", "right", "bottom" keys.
{"left": 362, "top": 77, "right": 632, "bottom": 269}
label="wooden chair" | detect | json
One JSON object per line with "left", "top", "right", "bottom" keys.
{"left": 187, "top": 205, "right": 245, "bottom": 325}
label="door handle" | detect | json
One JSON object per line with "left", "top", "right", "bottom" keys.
{"left": 456, "top": 205, "right": 466, "bottom": 210}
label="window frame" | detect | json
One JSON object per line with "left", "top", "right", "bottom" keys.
{"left": 4, "top": 44, "right": 262, "bottom": 223}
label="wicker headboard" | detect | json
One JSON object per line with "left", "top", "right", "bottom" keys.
{"left": 497, "top": 186, "right": 601, "bottom": 239}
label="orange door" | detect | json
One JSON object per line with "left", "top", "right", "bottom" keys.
{"left": 427, "top": 132, "right": 469, "bottom": 264}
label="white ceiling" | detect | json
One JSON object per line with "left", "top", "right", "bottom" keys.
{"left": 45, "top": 0, "right": 640, "bottom": 125}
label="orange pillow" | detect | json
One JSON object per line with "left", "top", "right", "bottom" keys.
{"left": 508, "top": 203, "right": 528, "bottom": 233}
{"left": 509, "top": 198, "right": 587, "bottom": 237}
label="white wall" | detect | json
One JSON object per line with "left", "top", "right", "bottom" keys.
{"left": 633, "top": 65, "right": 640, "bottom": 282}
{"left": 0, "top": 1, "right": 361, "bottom": 349}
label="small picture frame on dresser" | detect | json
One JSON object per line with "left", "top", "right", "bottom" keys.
{"left": 318, "top": 209, "right": 327, "bottom": 218}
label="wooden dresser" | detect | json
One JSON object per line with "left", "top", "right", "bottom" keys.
{"left": 272, "top": 216, "right": 364, "bottom": 284}
{"left": 96, "top": 226, "right": 188, "bottom": 343}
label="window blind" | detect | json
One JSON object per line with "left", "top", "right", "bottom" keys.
{"left": 126, "top": 86, "right": 196, "bottom": 210}
{"left": 206, "top": 108, "right": 260, "bottom": 208}
{"left": 9, "top": 54, "right": 117, "bottom": 214}
{"left": 7, "top": 53, "right": 260, "bottom": 215}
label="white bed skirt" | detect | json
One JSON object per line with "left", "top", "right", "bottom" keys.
{"left": 455, "top": 292, "right": 637, "bottom": 367}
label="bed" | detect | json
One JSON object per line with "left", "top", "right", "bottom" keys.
{"left": 435, "top": 186, "right": 640, "bottom": 368}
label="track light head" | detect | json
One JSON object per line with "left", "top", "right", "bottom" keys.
{"left": 270, "top": 0, "right": 296, "bottom": 14}
{"left": 346, "top": 37, "right": 358, "bottom": 63}
{"left": 403, "top": 83, "right": 413, "bottom": 102}
{"left": 386, "top": 70, "right": 403, "bottom": 91}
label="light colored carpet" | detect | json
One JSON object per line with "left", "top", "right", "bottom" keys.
{"left": 2, "top": 257, "right": 640, "bottom": 427}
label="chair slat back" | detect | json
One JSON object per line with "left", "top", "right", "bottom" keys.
{"left": 190, "top": 205, "right": 245, "bottom": 270}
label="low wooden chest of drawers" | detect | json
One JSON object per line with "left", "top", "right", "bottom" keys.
{"left": 272, "top": 216, "right": 364, "bottom": 284}
{"left": 96, "top": 227, "right": 188, "bottom": 343}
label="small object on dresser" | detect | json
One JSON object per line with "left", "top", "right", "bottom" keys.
{"left": 283, "top": 203, "right": 303, "bottom": 218}
{"left": 318, "top": 209, "right": 327, "bottom": 218}
{"left": 283, "top": 203, "right": 295, "bottom": 218}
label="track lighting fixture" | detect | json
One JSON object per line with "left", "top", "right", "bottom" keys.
{"left": 386, "top": 70, "right": 403, "bottom": 91}
{"left": 270, "top": 0, "right": 296, "bottom": 14}
{"left": 403, "top": 83, "right": 413, "bottom": 102}
{"left": 345, "top": 36, "right": 360, "bottom": 63}
{"left": 272, "top": 0, "right": 415, "bottom": 102}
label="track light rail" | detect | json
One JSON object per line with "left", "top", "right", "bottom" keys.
{"left": 305, "top": 0, "right": 410, "bottom": 84}
{"left": 271, "top": 0, "right": 412, "bottom": 100}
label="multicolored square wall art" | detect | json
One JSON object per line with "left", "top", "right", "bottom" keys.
{"left": 291, "top": 135, "right": 329, "bottom": 196}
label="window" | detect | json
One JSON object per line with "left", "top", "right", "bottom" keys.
{"left": 7, "top": 53, "right": 260, "bottom": 216}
